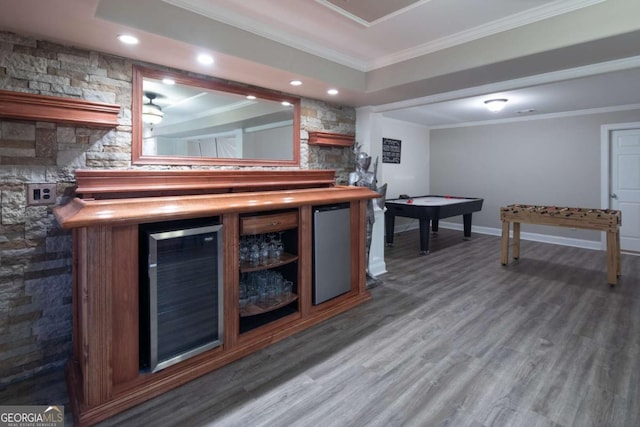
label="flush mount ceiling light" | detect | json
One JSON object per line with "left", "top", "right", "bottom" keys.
{"left": 327, "top": 88, "right": 339, "bottom": 95}
{"left": 142, "top": 92, "right": 163, "bottom": 125}
{"left": 197, "top": 53, "right": 214, "bottom": 65}
{"left": 117, "top": 34, "right": 139, "bottom": 45}
{"left": 289, "top": 80, "right": 302, "bottom": 86}
{"left": 484, "top": 98, "right": 508, "bottom": 112}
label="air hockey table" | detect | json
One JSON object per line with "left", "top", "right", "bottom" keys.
{"left": 385, "top": 195, "right": 484, "bottom": 254}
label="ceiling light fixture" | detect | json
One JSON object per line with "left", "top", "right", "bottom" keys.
{"left": 197, "top": 54, "right": 214, "bottom": 65}
{"left": 327, "top": 88, "right": 339, "bottom": 96}
{"left": 117, "top": 34, "right": 139, "bottom": 45}
{"left": 142, "top": 92, "right": 163, "bottom": 125}
{"left": 289, "top": 80, "right": 302, "bottom": 86}
{"left": 246, "top": 95, "right": 256, "bottom": 100}
{"left": 281, "top": 101, "right": 291, "bottom": 107}
{"left": 484, "top": 98, "right": 508, "bottom": 112}
{"left": 162, "top": 78, "right": 175, "bottom": 85}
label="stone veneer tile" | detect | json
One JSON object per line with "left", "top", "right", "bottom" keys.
{"left": 9, "top": 70, "right": 69, "bottom": 86}
{"left": 55, "top": 127, "right": 77, "bottom": 144}
{"left": 24, "top": 206, "right": 52, "bottom": 240}
{"left": 49, "top": 84, "right": 83, "bottom": 97}
{"left": 1, "top": 157, "right": 55, "bottom": 166}
{"left": 79, "top": 87, "right": 117, "bottom": 103}
{"left": 12, "top": 44, "right": 58, "bottom": 61}
{"left": 37, "top": 40, "right": 89, "bottom": 58}
{"left": 100, "top": 55, "right": 132, "bottom": 81}
{"left": 0, "top": 32, "right": 36, "bottom": 46}
{"left": 35, "top": 127, "right": 56, "bottom": 159}
{"left": 56, "top": 147, "right": 86, "bottom": 169}
{"left": 1, "top": 121, "right": 35, "bottom": 141}
{"left": 57, "top": 53, "right": 91, "bottom": 67}
{"left": 1, "top": 189, "right": 27, "bottom": 225}
{"left": 45, "top": 235, "right": 72, "bottom": 254}
{"left": 0, "top": 166, "right": 47, "bottom": 182}
{"left": 0, "top": 53, "right": 47, "bottom": 74}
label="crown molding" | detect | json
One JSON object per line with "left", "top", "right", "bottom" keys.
{"left": 370, "top": 0, "right": 607, "bottom": 70}
{"left": 162, "top": 0, "right": 370, "bottom": 71}
{"left": 374, "top": 55, "right": 640, "bottom": 114}
{"left": 427, "top": 103, "right": 640, "bottom": 130}
{"left": 163, "top": 0, "right": 605, "bottom": 73}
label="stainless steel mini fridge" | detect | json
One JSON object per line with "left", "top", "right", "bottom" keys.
{"left": 313, "top": 204, "right": 351, "bottom": 305}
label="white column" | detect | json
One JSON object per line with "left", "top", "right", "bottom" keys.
{"left": 368, "top": 205, "right": 387, "bottom": 276}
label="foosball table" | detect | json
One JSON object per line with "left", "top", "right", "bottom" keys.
{"left": 500, "top": 204, "right": 622, "bottom": 286}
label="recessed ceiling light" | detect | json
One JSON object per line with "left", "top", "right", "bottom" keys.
{"left": 117, "top": 34, "right": 139, "bottom": 45}
{"left": 162, "top": 78, "right": 175, "bottom": 85}
{"left": 289, "top": 80, "right": 302, "bottom": 86}
{"left": 327, "top": 88, "right": 339, "bottom": 95}
{"left": 197, "top": 54, "right": 214, "bottom": 65}
{"left": 246, "top": 95, "right": 256, "bottom": 100}
{"left": 484, "top": 98, "right": 508, "bottom": 112}
{"left": 281, "top": 101, "right": 291, "bottom": 106}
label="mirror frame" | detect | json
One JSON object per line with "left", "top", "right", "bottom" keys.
{"left": 132, "top": 65, "right": 300, "bottom": 166}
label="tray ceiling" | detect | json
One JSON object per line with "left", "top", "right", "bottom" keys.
{"left": 0, "top": 0, "right": 639, "bottom": 127}
{"left": 315, "top": 0, "right": 425, "bottom": 26}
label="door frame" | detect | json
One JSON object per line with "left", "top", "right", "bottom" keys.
{"left": 600, "top": 121, "right": 640, "bottom": 250}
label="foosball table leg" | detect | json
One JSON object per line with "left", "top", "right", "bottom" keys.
{"left": 606, "top": 230, "right": 620, "bottom": 286}
{"left": 513, "top": 222, "right": 520, "bottom": 260}
{"left": 500, "top": 221, "right": 510, "bottom": 265}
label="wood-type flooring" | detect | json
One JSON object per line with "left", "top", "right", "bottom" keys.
{"left": 2, "top": 228, "right": 639, "bottom": 426}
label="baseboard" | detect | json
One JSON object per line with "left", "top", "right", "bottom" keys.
{"left": 369, "top": 258, "right": 387, "bottom": 277}
{"left": 390, "top": 220, "right": 603, "bottom": 251}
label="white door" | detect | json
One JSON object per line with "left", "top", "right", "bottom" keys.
{"left": 610, "top": 129, "right": 640, "bottom": 252}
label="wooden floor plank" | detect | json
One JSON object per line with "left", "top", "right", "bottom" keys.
{"left": 1, "top": 229, "right": 639, "bottom": 426}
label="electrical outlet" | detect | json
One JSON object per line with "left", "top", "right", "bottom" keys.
{"left": 27, "top": 183, "right": 57, "bottom": 206}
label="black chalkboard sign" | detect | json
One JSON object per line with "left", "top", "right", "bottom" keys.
{"left": 382, "top": 138, "right": 401, "bottom": 164}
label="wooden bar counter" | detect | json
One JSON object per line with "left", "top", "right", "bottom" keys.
{"left": 500, "top": 204, "right": 621, "bottom": 285}
{"left": 54, "top": 169, "right": 379, "bottom": 426}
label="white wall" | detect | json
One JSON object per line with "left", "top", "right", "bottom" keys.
{"left": 357, "top": 112, "right": 430, "bottom": 235}
{"left": 430, "top": 109, "right": 640, "bottom": 242}
{"left": 377, "top": 117, "right": 430, "bottom": 199}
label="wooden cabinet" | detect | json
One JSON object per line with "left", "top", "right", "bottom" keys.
{"left": 53, "top": 170, "right": 378, "bottom": 426}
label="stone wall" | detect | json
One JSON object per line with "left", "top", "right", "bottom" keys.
{"left": 0, "top": 31, "right": 356, "bottom": 385}
{"left": 302, "top": 99, "right": 356, "bottom": 184}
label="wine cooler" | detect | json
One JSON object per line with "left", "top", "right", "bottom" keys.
{"left": 139, "top": 218, "right": 224, "bottom": 372}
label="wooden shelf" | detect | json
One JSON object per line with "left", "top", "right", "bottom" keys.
{"left": 0, "top": 89, "right": 120, "bottom": 128}
{"left": 240, "top": 253, "right": 298, "bottom": 273}
{"left": 240, "top": 293, "right": 298, "bottom": 317}
{"left": 308, "top": 131, "right": 354, "bottom": 147}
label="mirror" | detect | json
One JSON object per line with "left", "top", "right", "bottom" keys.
{"left": 132, "top": 65, "right": 300, "bottom": 166}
